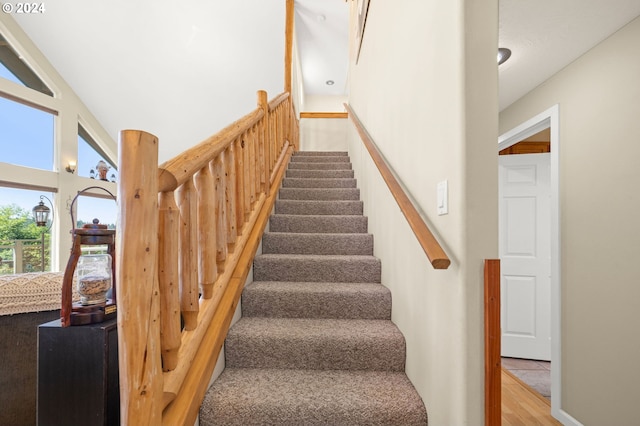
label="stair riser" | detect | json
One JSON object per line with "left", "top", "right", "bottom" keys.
{"left": 270, "top": 215, "right": 368, "bottom": 234}
{"left": 254, "top": 256, "right": 381, "bottom": 283}
{"left": 242, "top": 282, "right": 391, "bottom": 319}
{"left": 286, "top": 169, "right": 354, "bottom": 179}
{"left": 282, "top": 178, "right": 357, "bottom": 188}
{"left": 278, "top": 188, "right": 360, "bottom": 201}
{"left": 275, "top": 200, "right": 363, "bottom": 216}
{"left": 262, "top": 233, "right": 373, "bottom": 255}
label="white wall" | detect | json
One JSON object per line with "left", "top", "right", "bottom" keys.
{"left": 13, "top": 1, "right": 285, "bottom": 163}
{"left": 499, "top": 16, "right": 640, "bottom": 425}
{"left": 303, "top": 95, "right": 348, "bottom": 112}
{"left": 299, "top": 118, "right": 348, "bottom": 152}
{"left": 347, "top": 1, "right": 498, "bottom": 424}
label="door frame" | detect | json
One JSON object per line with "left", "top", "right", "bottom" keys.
{"left": 499, "top": 104, "right": 575, "bottom": 424}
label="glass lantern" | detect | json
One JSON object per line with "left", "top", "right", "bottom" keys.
{"left": 77, "top": 254, "right": 113, "bottom": 306}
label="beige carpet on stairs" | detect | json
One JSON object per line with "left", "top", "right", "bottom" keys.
{"left": 199, "top": 151, "right": 428, "bottom": 425}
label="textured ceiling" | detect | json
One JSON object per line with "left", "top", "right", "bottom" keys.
{"left": 498, "top": 0, "right": 640, "bottom": 110}
{"left": 295, "top": 0, "right": 640, "bottom": 110}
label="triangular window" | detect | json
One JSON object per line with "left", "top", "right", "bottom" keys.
{"left": 78, "top": 125, "right": 118, "bottom": 182}
{"left": 0, "top": 33, "right": 53, "bottom": 96}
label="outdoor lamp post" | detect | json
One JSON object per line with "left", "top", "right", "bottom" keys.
{"left": 32, "top": 195, "right": 54, "bottom": 272}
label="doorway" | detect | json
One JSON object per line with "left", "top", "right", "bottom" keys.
{"left": 498, "top": 104, "right": 562, "bottom": 419}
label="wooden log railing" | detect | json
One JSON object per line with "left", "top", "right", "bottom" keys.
{"left": 116, "top": 90, "right": 298, "bottom": 425}
{"left": 344, "top": 103, "right": 450, "bottom": 269}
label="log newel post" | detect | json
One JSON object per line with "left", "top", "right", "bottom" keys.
{"left": 117, "top": 129, "right": 162, "bottom": 425}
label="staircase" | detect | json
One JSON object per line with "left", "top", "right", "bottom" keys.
{"left": 200, "top": 151, "right": 428, "bottom": 425}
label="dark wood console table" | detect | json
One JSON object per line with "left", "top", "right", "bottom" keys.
{"left": 37, "top": 318, "right": 119, "bottom": 425}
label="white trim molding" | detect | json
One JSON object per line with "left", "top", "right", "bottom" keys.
{"left": 499, "top": 104, "right": 582, "bottom": 426}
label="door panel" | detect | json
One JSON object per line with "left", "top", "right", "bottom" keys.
{"left": 499, "top": 153, "right": 551, "bottom": 360}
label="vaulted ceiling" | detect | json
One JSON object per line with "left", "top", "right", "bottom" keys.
{"left": 8, "top": 0, "right": 640, "bottom": 162}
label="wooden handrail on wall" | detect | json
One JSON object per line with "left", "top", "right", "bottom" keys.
{"left": 344, "top": 103, "right": 450, "bottom": 269}
{"left": 116, "top": 91, "right": 298, "bottom": 425}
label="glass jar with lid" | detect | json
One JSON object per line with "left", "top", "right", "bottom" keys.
{"left": 77, "top": 253, "right": 112, "bottom": 305}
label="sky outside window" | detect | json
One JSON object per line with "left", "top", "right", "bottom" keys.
{"left": 78, "top": 133, "right": 118, "bottom": 181}
{"left": 0, "top": 61, "right": 22, "bottom": 85}
{"left": 0, "top": 95, "right": 54, "bottom": 170}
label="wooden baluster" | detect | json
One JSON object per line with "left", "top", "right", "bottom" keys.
{"left": 243, "top": 131, "right": 251, "bottom": 220}
{"left": 278, "top": 107, "right": 283, "bottom": 155}
{"left": 117, "top": 129, "right": 162, "bottom": 425}
{"left": 275, "top": 106, "right": 280, "bottom": 153}
{"left": 235, "top": 137, "right": 245, "bottom": 235}
{"left": 258, "top": 119, "right": 266, "bottom": 194}
{"left": 270, "top": 110, "right": 276, "bottom": 172}
{"left": 193, "top": 164, "right": 217, "bottom": 299}
{"left": 257, "top": 91, "right": 268, "bottom": 193}
{"left": 280, "top": 105, "right": 286, "bottom": 150}
{"left": 287, "top": 99, "right": 293, "bottom": 149}
{"left": 277, "top": 105, "right": 282, "bottom": 151}
{"left": 176, "top": 179, "right": 198, "bottom": 331}
{"left": 253, "top": 123, "right": 262, "bottom": 200}
{"left": 249, "top": 126, "right": 256, "bottom": 206}
{"left": 158, "top": 190, "right": 181, "bottom": 371}
{"left": 212, "top": 156, "right": 227, "bottom": 273}
{"left": 225, "top": 145, "right": 237, "bottom": 252}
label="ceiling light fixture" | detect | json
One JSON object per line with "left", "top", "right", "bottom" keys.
{"left": 326, "top": 80, "right": 335, "bottom": 86}
{"left": 498, "top": 48, "right": 512, "bottom": 65}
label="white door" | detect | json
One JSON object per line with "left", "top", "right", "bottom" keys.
{"left": 499, "top": 153, "right": 551, "bottom": 360}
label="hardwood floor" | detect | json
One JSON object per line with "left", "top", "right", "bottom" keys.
{"left": 502, "top": 368, "right": 561, "bottom": 425}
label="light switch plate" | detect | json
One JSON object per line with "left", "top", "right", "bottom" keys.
{"left": 437, "top": 180, "right": 448, "bottom": 215}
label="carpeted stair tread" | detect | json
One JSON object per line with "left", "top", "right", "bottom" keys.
{"left": 270, "top": 214, "right": 368, "bottom": 233}
{"left": 262, "top": 232, "right": 373, "bottom": 255}
{"left": 293, "top": 151, "right": 348, "bottom": 156}
{"left": 287, "top": 162, "right": 352, "bottom": 170}
{"left": 278, "top": 187, "right": 360, "bottom": 201}
{"left": 286, "top": 169, "right": 355, "bottom": 178}
{"left": 254, "top": 254, "right": 381, "bottom": 283}
{"left": 225, "top": 317, "right": 406, "bottom": 371}
{"left": 282, "top": 177, "right": 357, "bottom": 188}
{"left": 242, "top": 281, "right": 390, "bottom": 319}
{"left": 200, "top": 368, "right": 427, "bottom": 426}
{"left": 275, "top": 199, "right": 363, "bottom": 215}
